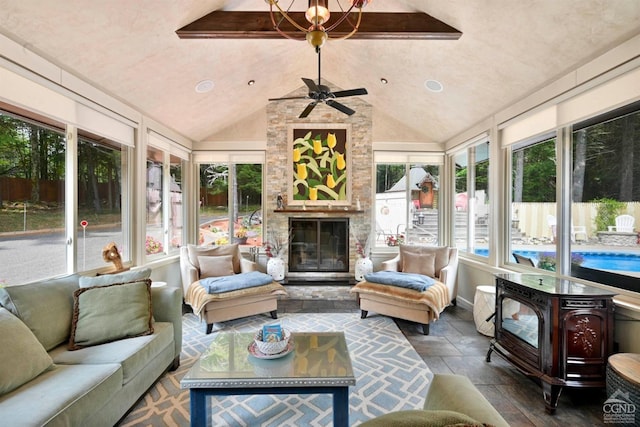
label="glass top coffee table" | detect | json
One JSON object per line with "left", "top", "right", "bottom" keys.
{"left": 181, "top": 331, "right": 355, "bottom": 427}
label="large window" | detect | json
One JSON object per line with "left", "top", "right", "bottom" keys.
{"left": 169, "top": 154, "right": 184, "bottom": 251}
{"left": 145, "top": 140, "right": 187, "bottom": 258}
{"left": 569, "top": 104, "right": 640, "bottom": 286}
{"left": 508, "top": 102, "right": 640, "bottom": 290}
{"left": 146, "top": 146, "right": 165, "bottom": 257}
{"left": 198, "top": 162, "right": 263, "bottom": 248}
{"left": 509, "top": 136, "right": 557, "bottom": 267}
{"left": 375, "top": 162, "right": 441, "bottom": 248}
{"left": 0, "top": 109, "right": 132, "bottom": 284}
{"left": 453, "top": 139, "right": 490, "bottom": 256}
{"left": 76, "top": 131, "right": 128, "bottom": 271}
{"left": 0, "top": 111, "right": 67, "bottom": 284}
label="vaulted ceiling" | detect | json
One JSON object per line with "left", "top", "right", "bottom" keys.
{"left": 0, "top": 1, "right": 639, "bottom": 145}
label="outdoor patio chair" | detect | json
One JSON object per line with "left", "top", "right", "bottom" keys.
{"left": 608, "top": 214, "right": 635, "bottom": 233}
{"left": 513, "top": 252, "right": 536, "bottom": 267}
{"left": 547, "top": 214, "right": 588, "bottom": 242}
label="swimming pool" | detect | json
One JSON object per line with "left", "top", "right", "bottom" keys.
{"left": 475, "top": 249, "right": 640, "bottom": 272}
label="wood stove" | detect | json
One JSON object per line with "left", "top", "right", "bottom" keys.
{"left": 486, "top": 273, "right": 616, "bottom": 413}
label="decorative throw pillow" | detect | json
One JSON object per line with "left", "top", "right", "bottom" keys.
{"left": 187, "top": 244, "right": 240, "bottom": 274}
{"left": 400, "top": 245, "right": 450, "bottom": 276}
{"left": 68, "top": 279, "right": 153, "bottom": 350}
{"left": 0, "top": 274, "right": 79, "bottom": 351}
{"left": 78, "top": 267, "right": 151, "bottom": 288}
{"left": 358, "top": 409, "right": 487, "bottom": 426}
{"left": 0, "top": 308, "right": 54, "bottom": 395}
{"left": 403, "top": 252, "right": 436, "bottom": 278}
{"left": 198, "top": 255, "right": 235, "bottom": 278}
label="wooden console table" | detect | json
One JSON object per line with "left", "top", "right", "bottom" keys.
{"left": 486, "top": 273, "right": 616, "bottom": 413}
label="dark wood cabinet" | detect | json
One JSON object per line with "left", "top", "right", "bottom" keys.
{"left": 487, "top": 274, "right": 616, "bottom": 413}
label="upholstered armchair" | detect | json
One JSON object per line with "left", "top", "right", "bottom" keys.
{"left": 381, "top": 245, "right": 459, "bottom": 306}
{"left": 180, "top": 244, "right": 287, "bottom": 334}
{"left": 351, "top": 245, "right": 458, "bottom": 335}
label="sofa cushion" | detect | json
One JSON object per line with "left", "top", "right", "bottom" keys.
{"left": 0, "top": 308, "right": 54, "bottom": 395}
{"left": 358, "top": 409, "right": 487, "bottom": 426}
{"left": 198, "top": 254, "right": 235, "bottom": 278}
{"left": 400, "top": 245, "right": 450, "bottom": 277}
{"left": 0, "top": 274, "right": 79, "bottom": 351}
{"left": 0, "top": 363, "right": 122, "bottom": 427}
{"left": 424, "top": 374, "right": 510, "bottom": 427}
{"left": 78, "top": 267, "right": 151, "bottom": 288}
{"left": 69, "top": 279, "right": 153, "bottom": 350}
{"left": 51, "top": 321, "right": 174, "bottom": 385}
{"left": 188, "top": 243, "right": 240, "bottom": 274}
{"left": 403, "top": 251, "right": 436, "bottom": 278}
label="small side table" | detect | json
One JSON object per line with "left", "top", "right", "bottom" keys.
{"left": 606, "top": 353, "right": 640, "bottom": 415}
{"left": 473, "top": 285, "right": 495, "bottom": 336}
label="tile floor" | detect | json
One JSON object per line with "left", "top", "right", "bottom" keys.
{"left": 280, "top": 286, "right": 608, "bottom": 426}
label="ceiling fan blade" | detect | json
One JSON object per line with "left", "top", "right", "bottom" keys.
{"left": 268, "top": 96, "right": 309, "bottom": 101}
{"left": 332, "top": 88, "right": 368, "bottom": 98}
{"left": 302, "top": 78, "right": 320, "bottom": 94}
{"left": 326, "top": 99, "right": 355, "bottom": 116}
{"left": 299, "top": 102, "right": 318, "bottom": 118}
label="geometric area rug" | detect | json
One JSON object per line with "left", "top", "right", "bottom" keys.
{"left": 118, "top": 312, "right": 432, "bottom": 426}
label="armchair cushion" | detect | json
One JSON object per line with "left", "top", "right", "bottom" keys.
{"left": 201, "top": 271, "right": 275, "bottom": 294}
{"left": 185, "top": 281, "right": 287, "bottom": 317}
{"left": 187, "top": 243, "right": 240, "bottom": 274}
{"left": 403, "top": 251, "right": 436, "bottom": 278}
{"left": 359, "top": 409, "right": 486, "bottom": 427}
{"left": 364, "top": 271, "right": 436, "bottom": 292}
{"left": 400, "top": 245, "right": 450, "bottom": 277}
{"left": 198, "top": 255, "right": 235, "bottom": 278}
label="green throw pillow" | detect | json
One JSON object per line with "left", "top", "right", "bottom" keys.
{"left": 68, "top": 279, "right": 153, "bottom": 350}
{"left": 359, "top": 410, "right": 488, "bottom": 427}
{"left": 0, "top": 308, "right": 54, "bottom": 395}
{"left": 78, "top": 267, "right": 151, "bottom": 288}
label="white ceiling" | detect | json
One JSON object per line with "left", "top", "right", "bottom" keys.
{"left": 0, "top": 1, "right": 639, "bottom": 145}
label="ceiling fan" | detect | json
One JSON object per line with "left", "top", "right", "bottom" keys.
{"left": 269, "top": 48, "right": 368, "bottom": 118}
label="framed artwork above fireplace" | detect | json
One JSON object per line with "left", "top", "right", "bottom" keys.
{"left": 288, "top": 124, "right": 351, "bottom": 207}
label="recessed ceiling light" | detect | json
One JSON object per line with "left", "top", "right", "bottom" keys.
{"left": 424, "top": 79, "right": 443, "bottom": 93}
{"left": 380, "top": 78, "right": 388, "bottom": 84}
{"left": 195, "top": 80, "right": 214, "bottom": 93}
{"left": 248, "top": 80, "right": 255, "bottom": 86}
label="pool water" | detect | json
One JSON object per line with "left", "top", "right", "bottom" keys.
{"left": 475, "top": 249, "right": 640, "bottom": 272}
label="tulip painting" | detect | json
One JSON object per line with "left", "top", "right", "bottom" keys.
{"left": 291, "top": 128, "right": 348, "bottom": 202}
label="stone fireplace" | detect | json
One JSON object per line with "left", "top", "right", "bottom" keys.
{"left": 265, "top": 82, "right": 372, "bottom": 281}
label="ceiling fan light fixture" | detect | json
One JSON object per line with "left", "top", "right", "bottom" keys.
{"left": 306, "top": 27, "right": 328, "bottom": 49}
{"left": 352, "top": 0, "right": 372, "bottom": 8}
{"left": 305, "top": 1, "right": 330, "bottom": 25}
{"left": 268, "top": 0, "right": 367, "bottom": 47}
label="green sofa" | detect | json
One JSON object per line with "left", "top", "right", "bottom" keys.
{"left": 0, "top": 271, "right": 183, "bottom": 427}
{"left": 360, "top": 374, "right": 510, "bottom": 427}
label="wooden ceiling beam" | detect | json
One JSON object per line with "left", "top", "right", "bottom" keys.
{"left": 176, "top": 11, "right": 462, "bottom": 40}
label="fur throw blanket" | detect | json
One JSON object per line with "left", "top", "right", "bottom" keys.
{"left": 350, "top": 280, "right": 450, "bottom": 319}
